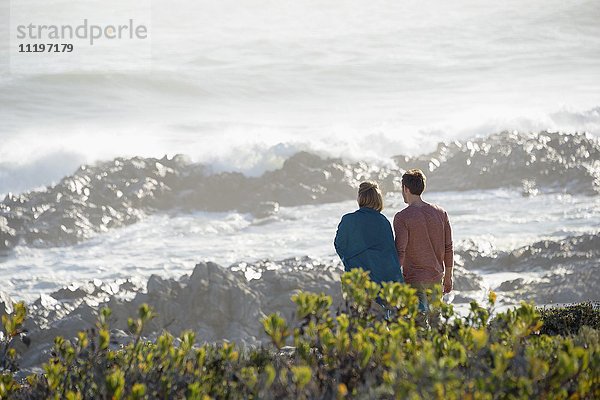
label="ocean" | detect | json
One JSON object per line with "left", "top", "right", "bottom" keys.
{"left": 0, "top": 0, "right": 599, "bottom": 307}
{"left": 2, "top": 189, "right": 599, "bottom": 302}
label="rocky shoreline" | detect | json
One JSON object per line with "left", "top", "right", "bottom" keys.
{"left": 1, "top": 256, "right": 482, "bottom": 370}
{"left": 1, "top": 233, "right": 598, "bottom": 370}
{"left": 1, "top": 131, "right": 598, "bottom": 251}
{"left": 393, "top": 131, "right": 600, "bottom": 195}
{"left": 456, "top": 233, "right": 600, "bottom": 304}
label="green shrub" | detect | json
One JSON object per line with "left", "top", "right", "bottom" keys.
{"left": 1, "top": 301, "right": 29, "bottom": 397}
{"left": 1, "top": 301, "right": 29, "bottom": 372}
{"left": 1, "top": 269, "right": 598, "bottom": 399}
{"left": 538, "top": 302, "right": 600, "bottom": 336}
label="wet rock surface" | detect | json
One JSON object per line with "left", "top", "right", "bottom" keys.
{"left": 1, "top": 131, "right": 598, "bottom": 251}
{"left": 457, "top": 234, "right": 600, "bottom": 273}
{"left": 0, "top": 152, "right": 394, "bottom": 251}
{"left": 497, "top": 262, "right": 599, "bottom": 305}
{"left": 457, "top": 234, "right": 600, "bottom": 305}
{"left": 393, "top": 131, "right": 600, "bottom": 195}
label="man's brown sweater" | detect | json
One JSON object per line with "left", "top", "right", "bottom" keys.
{"left": 393, "top": 202, "right": 453, "bottom": 284}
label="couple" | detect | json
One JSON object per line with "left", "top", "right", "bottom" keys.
{"left": 334, "top": 169, "right": 453, "bottom": 325}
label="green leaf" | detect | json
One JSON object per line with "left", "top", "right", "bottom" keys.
{"left": 291, "top": 365, "right": 312, "bottom": 389}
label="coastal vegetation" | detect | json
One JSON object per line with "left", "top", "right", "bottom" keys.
{"left": 1, "top": 269, "right": 598, "bottom": 399}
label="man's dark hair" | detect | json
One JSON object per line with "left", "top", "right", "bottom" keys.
{"left": 402, "top": 169, "right": 426, "bottom": 195}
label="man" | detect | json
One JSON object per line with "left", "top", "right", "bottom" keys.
{"left": 393, "top": 169, "right": 453, "bottom": 326}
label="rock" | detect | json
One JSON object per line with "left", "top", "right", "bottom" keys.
{"left": 0, "top": 215, "right": 17, "bottom": 251}
{"left": 0, "top": 291, "right": 15, "bottom": 321}
{"left": 393, "top": 131, "right": 600, "bottom": 195}
{"left": 11, "top": 233, "right": 599, "bottom": 369}
{"left": 454, "top": 234, "right": 600, "bottom": 305}
{"left": 51, "top": 284, "right": 93, "bottom": 301}
{"left": 496, "top": 263, "right": 600, "bottom": 305}
{"left": 147, "top": 274, "right": 182, "bottom": 298}
{"left": 12, "top": 257, "right": 346, "bottom": 368}
{"left": 458, "top": 234, "right": 600, "bottom": 273}
{"left": 251, "top": 201, "right": 280, "bottom": 219}
{"left": 452, "top": 266, "right": 484, "bottom": 292}
{"left": 2, "top": 131, "right": 598, "bottom": 251}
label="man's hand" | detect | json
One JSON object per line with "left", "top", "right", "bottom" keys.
{"left": 443, "top": 275, "right": 453, "bottom": 294}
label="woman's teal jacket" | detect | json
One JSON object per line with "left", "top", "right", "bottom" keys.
{"left": 334, "top": 207, "right": 404, "bottom": 284}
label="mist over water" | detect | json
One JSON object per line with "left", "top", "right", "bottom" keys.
{"left": 1, "top": 0, "right": 600, "bottom": 194}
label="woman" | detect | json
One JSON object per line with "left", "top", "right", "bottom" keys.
{"left": 334, "top": 181, "right": 404, "bottom": 286}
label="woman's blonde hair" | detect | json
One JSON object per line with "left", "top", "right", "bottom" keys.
{"left": 357, "top": 181, "right": 383, "bottom": 211}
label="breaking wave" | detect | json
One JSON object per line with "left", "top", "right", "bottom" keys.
{"left": 1, "top": 131, "right": 598, "bottom": 251}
